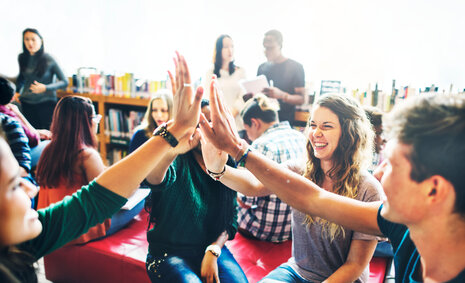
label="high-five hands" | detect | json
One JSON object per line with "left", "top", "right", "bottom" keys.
{"left": 168, "top": 52, "right": 204, "bottom": 141}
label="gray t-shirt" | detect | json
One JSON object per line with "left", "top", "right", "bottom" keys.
{"left": 288, "top": 172, "right": 382, "bottom": 282}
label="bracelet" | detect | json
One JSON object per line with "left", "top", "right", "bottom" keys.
{"left": 207, "top": 166, "right": 226, "bottom": 181}
{"left": 236, "top": 147, "right": 251, "bottom": 167}
{"left": 152, "top": 122, "right": 178, "bottom": 147}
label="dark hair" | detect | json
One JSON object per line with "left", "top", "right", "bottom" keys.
{"left": 36, "top": 96, "right": 97, "bottom": 188}
{"left": 0, "top": 77, "right": 15, "bottom": 105}
{"left": 364, "top": 106, "right": 383, "bottom": 128}
{"left": 201, "top": 98, "right": 210, "bottom": 108}
{"left": 240, "top": 94, "right": 279, "bottom": 126}
{"left": 18, "top": 28, "right": 48, "bottom": 78}
{"left": 213, "top": 35, "right": 236, "bottom": 78}
{"left": 0, "top": 246, "right": 37, "bottom": 283}
{"left": 264, "top": 29, "right": 283, "bottom": 48}
{"left": 384, "top": 94, "right": 465, "bottom": 215}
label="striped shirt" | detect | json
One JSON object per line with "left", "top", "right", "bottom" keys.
{"left": 0, "top": 113, "right": 31, "bottom": 172}
{"left": 238, "top": 121, "right": 306, "bottom": 242}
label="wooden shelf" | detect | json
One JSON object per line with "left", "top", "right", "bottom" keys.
{"left": 57, "top": 91, "right": 149, "bottom": 164}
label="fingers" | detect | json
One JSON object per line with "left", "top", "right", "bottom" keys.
{"left": 174, "top": 54, "right": 180, "bottom": 91}
{"left": 167, "top": 70, "right": 176, "bottom": 95}
{"left": 180, "top": 54, "right": 191, "bottom": 85}
{"left": 209, "top": 76, "right": 221, "bottom": 121}
{"left": 199, "top": 113, "right": 215, "bottom": 141}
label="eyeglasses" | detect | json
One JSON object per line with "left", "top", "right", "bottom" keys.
{"left": 92, "top": 114, "right": 102, "bottom": 123}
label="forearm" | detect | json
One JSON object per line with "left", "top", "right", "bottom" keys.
{"left": 45, "top": 64, "right": 68, "bottom": 91}
{"left": 220, "top": 166, "right": 271, "bottom": 196}
{"left": 324, "top": 239, "right": 378, "bottom": 283}
{"left": 145, "top": 151, "right": 177, "bottom": 185}
{"left": 281, "top": 87, "right": 305, "bottom": 105}
{"left": 96, "top": 125, "right": 183, "bottom": 198}
{"left": 211, "top": 231, "right": 229, "bottom": 248}
{"left": 244, "top": 151, "right": 383, "bottom": 236}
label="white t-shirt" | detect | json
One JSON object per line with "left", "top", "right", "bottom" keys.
{"left": 204, "top": 66, "right": 246, "bottom": 129}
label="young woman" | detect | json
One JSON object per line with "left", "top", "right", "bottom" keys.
{"left": 0, "top": 52, "right": 203, "bottom": 283}
{"left": 128, "top": 90, "right": 173, "bottom": 153}
{"left": 15, "top": 28, "right": 68, "bottom": 129}
{"left": 200, "top": 91, "right": 382, "bottom": 282}
{"left": 204, "top": 35, "right": 246, "bottom": 130}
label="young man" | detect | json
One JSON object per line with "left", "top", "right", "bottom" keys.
{"left": 238, "top": 94, "right": 306, "bottom": 242}
{"left": 257, "top": 30, "right": 305, "bottom": 126}
{"left": 201, "top": 85, "right": 465, "bottom": 282}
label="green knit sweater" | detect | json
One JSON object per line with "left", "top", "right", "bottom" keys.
{"left": 146, "top": 152, "right": 238, "bottom": 256}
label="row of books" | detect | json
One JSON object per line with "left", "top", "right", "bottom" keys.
{"left": 104, "top": 108, "right": 145, "bottom": 144}
{"left": 107, "top": 148, "right": 127, "bottom": 165}
{"left": 67, "top": 69, "right": 168, "bottom": 98}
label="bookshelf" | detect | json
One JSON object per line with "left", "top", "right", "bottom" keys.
{"left": 57, "top": 90, "right": 149, "bottom": 164}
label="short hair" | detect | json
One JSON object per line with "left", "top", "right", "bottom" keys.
{"left": 264, "top": 29, "right": 283, "bottom": 48}
{"left": 384, "top": 94, "right": 465, "bottom": 215}
{"left": 240, "top": 94, "right": 279, "bottom": 126}
{"left": 0, "top": 77, "right": 15, "bottom": 105}
{"left": 364, "top": 106, "right": 383, "bottom": 128}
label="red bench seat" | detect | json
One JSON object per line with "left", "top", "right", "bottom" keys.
{"left": 44, "top": 210, "right": 388, "bottom": 283}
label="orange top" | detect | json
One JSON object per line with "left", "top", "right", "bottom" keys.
{"left": 38, "top": 174, "right": 111, "bottom": 245}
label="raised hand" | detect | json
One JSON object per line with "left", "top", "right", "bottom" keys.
{"left": 169, "top": 52, "right": 203, "bottom": 139}
{"left": 199, "top": 77, "right": 243, "bottom": 158}
{"left": 199, "top": 130, "right": 228, "bottom": 173}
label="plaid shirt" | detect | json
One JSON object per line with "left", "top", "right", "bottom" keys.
{"left": 238, "top": 121, "right": 306, "bottom": 242}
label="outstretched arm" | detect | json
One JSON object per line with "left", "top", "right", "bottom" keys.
{"left": 97, "top": 53, "right": 203, "bottom": 198}
{"left": 199, "top": 78, "right": 382, "bottom": 236}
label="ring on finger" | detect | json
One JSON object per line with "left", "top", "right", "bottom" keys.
{"left": 183, "top": 83, "right": 192, "bottom": 87}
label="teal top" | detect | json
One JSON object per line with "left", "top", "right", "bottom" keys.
{"left": 146, "top": 152, "right": 238, "bottom": 256}
{"left": 20, "top": 181, "right": 127, "bottom": 259}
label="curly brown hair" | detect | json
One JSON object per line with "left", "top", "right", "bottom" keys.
{"left": 304, "top": 93, "right": 374, "bottom": 240}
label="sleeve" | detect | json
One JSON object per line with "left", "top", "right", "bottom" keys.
{"left": 21, "top": 181, "right": 127, "bottom": 258}
{"left": 377, "top": 204, "right": 409, "bottom": 249}
{"left": 44, "top": 56, "right": 68, "bottom": 91}
{"left": 1, "top": 115, "right": 31, "bottom": 172}
{"left": 352, "top": 174, "right": 383, "bottom": 241}
{"left": 294, "top": 62, "right": 305, "bottom": 89}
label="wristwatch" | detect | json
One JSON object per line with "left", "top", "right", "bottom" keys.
{"left": 152, "top": 123, "right": 178, "bottom": 147}
{"left": 205, "top": 244, "right": 222, "bottom": 258}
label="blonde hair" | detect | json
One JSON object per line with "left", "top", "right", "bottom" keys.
{"left": 142, "top": 89, "right": 173, "bottom": 138}
{"left": 240, "top": 93, "right": 280, "bottom": 125}
{"left": 304, "top": 93, "right": 374, "bottom": 241}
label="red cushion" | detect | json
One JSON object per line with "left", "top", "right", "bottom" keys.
{"left": 45, "top": 210, "right": 388, "bottom": 283}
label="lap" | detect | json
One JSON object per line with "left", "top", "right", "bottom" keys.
{"left": 260, "top": 263, "right": 309, "bottom": 283}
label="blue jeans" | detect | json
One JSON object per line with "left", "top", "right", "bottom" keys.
{"left": 260, "top": 263, "right": 310, "bottom": 283}
{"left": 146, "top": 246, "right": 248, "bottom": 283}
{"left": 106, "top": 198, "right": 145, "bottom": 236}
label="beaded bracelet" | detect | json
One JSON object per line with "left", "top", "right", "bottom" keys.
{"left": 207, "top": 166, "right": 226, "bottom": 181}
{"left": 236, "top": 147, "right": 251, "bottom": 167}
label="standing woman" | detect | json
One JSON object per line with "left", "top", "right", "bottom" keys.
{"left": 204, "top": 34, "right": 246, "bottom": 130}
{"left": 15, "top": 28, "right": 68, "bottom": 129}
{"left": 128, "top": 90, "right": 173, "bottom": 153}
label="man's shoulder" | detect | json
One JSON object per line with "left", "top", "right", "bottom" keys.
{"left": 284, "top": 58, "right": 304, "bottom": 70}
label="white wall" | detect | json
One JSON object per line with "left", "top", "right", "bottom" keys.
{"left": 1, "top": 0, "right": 465, "bottom": 93}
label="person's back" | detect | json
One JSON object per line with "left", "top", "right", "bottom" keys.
{"left": 238, "top": 94, "right": 306, "bottom": 242}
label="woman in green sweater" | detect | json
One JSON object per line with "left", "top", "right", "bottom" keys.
{"left": 0, "top": 53, "right": 203, "bottom": 283}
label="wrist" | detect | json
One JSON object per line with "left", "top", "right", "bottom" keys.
{"left": 232, "top": 139, "right": 248, "bottom": 161}
{"left": 205, "top": 244, "right": 221, "bottom": 258}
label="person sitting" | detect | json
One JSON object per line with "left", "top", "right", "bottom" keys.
{"left": 237, "top": 94, "right": 306, "bottom": 243}
{"left": 0, "top": 77, "right": 51, "bottom": 167}
{"left": 128, "top": 89, "right": 173, "bottom": 153}
{"left": 200, "top": 91, "right": 383, "bottom": 282}
{"left": 35, "top": 96, "right": 141, "bottom": 243}
{"left": 0, "top": 51, "right": 203, "bottom": 283}
{"left": 202, "top": 73, "right": 465, "bottom": 282}
{"left": 142, "top": 86, "right": 247, "bottom": 281}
